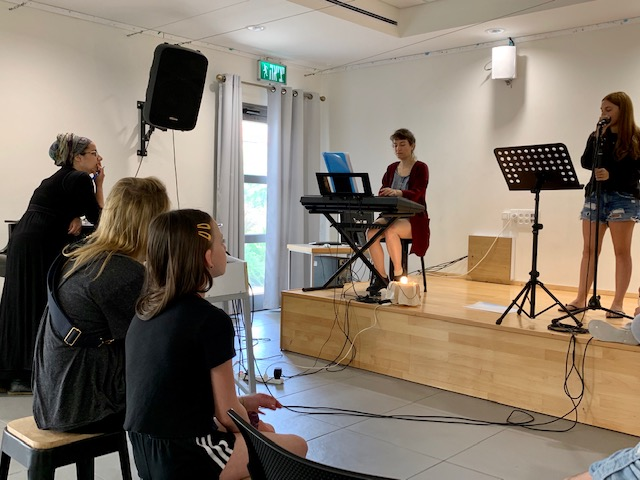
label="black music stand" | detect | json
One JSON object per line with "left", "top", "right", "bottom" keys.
{"left": 493, "top": 143, "right": 588, "bottom": 333}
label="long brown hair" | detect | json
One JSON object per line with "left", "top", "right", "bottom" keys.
{"left": 603, "top": 91, "right": 640, "bottom": 160}
{"left": 136, "top": 209, "right": 214, "bottom": 320}
{"left": 63, "top": 176, "right": 169, "bottom": 278}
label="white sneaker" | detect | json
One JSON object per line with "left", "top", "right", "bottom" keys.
{"left": 588, "top": 319, "right": 639, "bottom": 345}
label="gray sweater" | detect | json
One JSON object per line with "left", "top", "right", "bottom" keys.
{"left": 32, "top": 253, "right": 144, "bottom": 431}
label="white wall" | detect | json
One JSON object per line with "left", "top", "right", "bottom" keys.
{"left": 0, "top": 2, "right": 321, "bottom": 248}
{"left": 318, "top": 23, "right": 640, "bottom": 294}
{"left": 1, "top": 2, "right": 638, "bottom": 295}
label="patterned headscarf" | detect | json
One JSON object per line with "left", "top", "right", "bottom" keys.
{"left": 48, "top": 133, "right": 91, "bottom": 167}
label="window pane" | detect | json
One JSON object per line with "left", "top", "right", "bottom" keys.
{"left": 242, "top": 103, "right": 267, "bottom": 309}
{"left": 244, "top": 183, "right": 266, "bottom": 235}
{"left": 243, "top": 121, "right": 267, "bottom": 176}
{"left": 244, "top": 242, "right": 265, "bottom": 289}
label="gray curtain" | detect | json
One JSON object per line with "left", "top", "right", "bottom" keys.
{"left": 264, "top": 88, "right": 321, "bottom": 308}
{"left": 215, "top": 74, "right": 244, "bottom": 259}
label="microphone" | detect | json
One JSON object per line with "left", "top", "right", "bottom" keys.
{"left": 597, "top": 117, "right": 611, "bottom": 126}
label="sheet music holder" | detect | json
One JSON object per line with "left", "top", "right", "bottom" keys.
{"left": 493, "top": 143, "right": 588, "bottom": 333}
{"left": 316, "top": 172, "right": 372, "bottom": 198}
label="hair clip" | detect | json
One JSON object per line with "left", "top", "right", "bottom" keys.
{"left": 197, "top": 223, "right": 212, "bottom": 241}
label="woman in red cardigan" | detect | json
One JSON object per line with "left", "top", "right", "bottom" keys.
{"left": 366, "top": 128, "right": 429, "bottom": 295}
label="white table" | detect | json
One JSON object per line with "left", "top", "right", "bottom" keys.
{"left": 205, "top": 256, "right": 255, "bottom": 393}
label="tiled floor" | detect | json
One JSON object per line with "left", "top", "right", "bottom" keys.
{"left": 0, "top": 309, "right": 637, "bottom": 480}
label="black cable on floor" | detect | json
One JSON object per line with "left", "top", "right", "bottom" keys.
{"left": 277, "top": 334, "right": 596, "bottom": 433}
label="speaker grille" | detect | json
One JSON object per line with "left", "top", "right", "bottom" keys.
{"left": 143, "top": 44, "right": 209, "bottom": 131}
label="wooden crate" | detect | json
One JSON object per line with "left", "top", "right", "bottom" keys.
{"left": 467, "top": 235, "right": 512, "bottom": 284}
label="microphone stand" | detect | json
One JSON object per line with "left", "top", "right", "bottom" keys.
{"left": 553, "top": 120, "right": 633, "bottom": 323}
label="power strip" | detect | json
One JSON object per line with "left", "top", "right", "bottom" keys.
{"left": 264, "top": 377, "right": 283, "bottom": 385}
{"left": 238, "top": 371, "right": 284, "bottom": 385}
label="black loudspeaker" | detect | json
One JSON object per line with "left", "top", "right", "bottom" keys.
{"left": 143, "top": 43, "right": 208, "bottom": 131}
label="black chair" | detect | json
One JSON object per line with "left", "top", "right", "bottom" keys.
{"left": 227, "top": 409, "right": 391, "bottom": 480}
{"left": 381, "top": 238, "right": 427, "bottom": 292}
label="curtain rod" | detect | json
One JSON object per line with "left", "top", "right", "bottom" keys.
{"left": 216, "top": 74, "right": 325, "bottom": 101}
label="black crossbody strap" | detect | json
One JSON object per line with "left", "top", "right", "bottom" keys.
{"left": 47, "top": 254, "right": 113, "bottom": 348}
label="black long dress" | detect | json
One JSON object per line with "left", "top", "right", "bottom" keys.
{"left": 0, "top": 166, "right": 101, "bottom": 382}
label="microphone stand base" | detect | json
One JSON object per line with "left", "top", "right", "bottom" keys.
{"left": 548, "top": 322, "right": 589, "bottom": 334}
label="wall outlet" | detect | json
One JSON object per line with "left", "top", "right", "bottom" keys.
{"left": 502, "top": 209, "right": 535, "bottom": 225}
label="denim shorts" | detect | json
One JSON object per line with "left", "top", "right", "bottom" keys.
{"left": 589, "top": 442, "right": 640, "bottom": 480}
{"left": 579, "top": 192, "right": 640, "bottom": 223}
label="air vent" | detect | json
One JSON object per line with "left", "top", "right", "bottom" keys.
{"left": 324, "top": 0, "right": 397, "bottom": 25}
{"left": 243, "top": 103, "right": 267, "bottom": 121}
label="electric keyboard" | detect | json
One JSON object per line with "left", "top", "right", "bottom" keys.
{"left": 299, "top": 195, "right": 424, "bottom": 292}
{"left": 300, "top": 195, "right": 424, "bottom": 215}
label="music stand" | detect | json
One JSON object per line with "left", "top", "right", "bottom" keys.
{"left": 493, "top": 143, "right": 588, "bottom": 333}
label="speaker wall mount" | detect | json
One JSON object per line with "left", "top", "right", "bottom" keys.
{"left": 137, "top": 100, "right": 165, "bottom": 157}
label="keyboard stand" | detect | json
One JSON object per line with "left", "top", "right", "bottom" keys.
{"left": 302, "top": 213, "right": 397, "bottom": 292}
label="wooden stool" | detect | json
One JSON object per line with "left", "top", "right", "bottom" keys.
{"left": 0, "top": 416, "right": 131, "bottom": 480}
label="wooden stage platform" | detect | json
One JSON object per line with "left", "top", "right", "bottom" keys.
{"left": 280, "top": 276, "right": 640, "bottom": 436}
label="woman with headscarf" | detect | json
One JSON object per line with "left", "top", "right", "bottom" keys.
{"left": 0, "top": 132, "right": 104, "bottom": 394}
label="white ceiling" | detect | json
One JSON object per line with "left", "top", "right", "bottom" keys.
{"left": 4, "top": 0, "right": 639, "bottom": 72}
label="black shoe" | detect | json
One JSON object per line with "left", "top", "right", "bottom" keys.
{"left": 392, "top": 273, "right": 406, "bottom": 282}
{"left": 367, "top": 276, "right": 389, "bottom": 295}
{"left": 8, "top": 379, "right": 32, "bottom": 396}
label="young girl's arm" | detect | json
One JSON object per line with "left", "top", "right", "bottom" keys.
{"left": 211, "top": 359, "right": 249, "bottom": 433}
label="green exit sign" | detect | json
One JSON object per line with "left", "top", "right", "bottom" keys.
{"left": 258, "top": 60, "right": 287, "bottom": 84}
